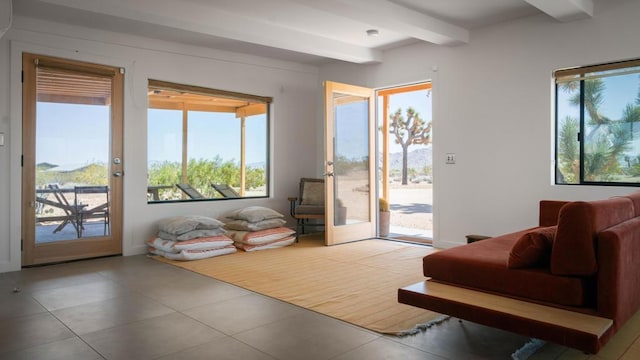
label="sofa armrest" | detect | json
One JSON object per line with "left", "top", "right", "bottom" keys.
{"left": 597, "top": 217, "right": 640, "bottom": 327}
{"left": 539, "top": 200, "right": 570, "bottom": 227}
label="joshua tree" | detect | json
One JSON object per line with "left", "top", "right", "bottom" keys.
{"left": 558, "top": 116, "right": 579, "bottom": 183}
{"left": 558, "top": 78, "right": 639, "bottom": 182}
{"left": 569, "top": 79, "right": 609, "bottom": 125}
{"left": 388, "top": 107, "right": 432, "bottom": 185}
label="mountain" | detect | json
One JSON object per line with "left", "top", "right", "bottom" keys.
{"left": 387, "top": 146, "right": 432, "bottom": 171}
{"left": 36, "top": 162, "right": 58, "bottom": 171}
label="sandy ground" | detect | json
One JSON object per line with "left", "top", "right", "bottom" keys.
{"left": 388, "top": 182, "right": 433, "bottom": 231}
{"left": 37, "top": 180, "right": 433, "bottom": 236}
{"left": 334, "top": 170, "right": 432, "bottom": 231}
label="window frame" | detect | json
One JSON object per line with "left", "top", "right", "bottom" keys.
{"left": 146, "top": 80, "right": 272, "bottom": 203}
{"left": 554, "top": 58, "right": 640, "bottom": 187}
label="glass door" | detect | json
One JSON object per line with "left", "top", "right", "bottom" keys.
{"left": 324, "top": 81, "right": 376, "bottom": 245}
{"left": 22, "top": 53, "right": 123, "bottom": 266}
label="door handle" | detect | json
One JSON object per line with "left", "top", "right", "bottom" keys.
{"left": 324, "top": 171, "right": 334, "bottom": 177}
{"left": 113, "top": 171, "right": 123, "bottom": 177}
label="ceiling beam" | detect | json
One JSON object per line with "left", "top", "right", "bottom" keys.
{"left": 296, "top": 0, "right": 469, "bottom": 45}
{"left": 525, "top": 0, "right": 594, "bottom": 22}
{"left": 40, "top": 0, "right": 383, "bottom": 63}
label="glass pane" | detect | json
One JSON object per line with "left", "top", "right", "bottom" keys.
{"left": 556, "top": 81, "right": 580, "bottom": 184}
{"left": 582, "top": 74, "right": 640, "bottom": 183}
{"left": 245, "top": 114, "right": 268, "bottom": 196}
{"left": 187, "top": 110, "right": 240, "bottom": 198}
{"left": 333, "top": 93, "right": 370, "bottom": 226}
{"left": 35, "top": 68, "right": 111, "bottom": 243}
{"left": 146, "top": 83, "right": 270, "bottom": 202}
{"left": 147, "top": 109, "right": 182, "bottom": 200}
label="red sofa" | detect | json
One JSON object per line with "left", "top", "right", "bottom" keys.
{"left": 398, "top": 191, "right": 640, "bottom": 354}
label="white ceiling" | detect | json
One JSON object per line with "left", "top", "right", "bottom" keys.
{"left": 11, "top": 0, "right": 595, "bottom": 65}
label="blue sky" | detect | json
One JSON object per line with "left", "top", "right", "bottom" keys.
{"left": 35, "top": 74, "right": 639, "bottom": 171}
{"left": 558, "top": 74, "right": 639, "bottom": 122}
{"left": 36, "top": 105, "right": 267, "bottom": 168}
{"left": 36, "top": 87, "right": 431, "bottom": 169}
{"left": 335, "top": 100, "right": 369, "bottom": 160}
{"left": 36, "top": 103, "right": 109, "bottom": 168}
{"left": 557, "top": 73, "right": 640, "bottom": 159}
{"left": 596, "top": 75, "right": 638, "bottom": 119}
{"left": 334, "top": 88, "right": 433, "bottom": 160}
{"left": 147, "top": 109, "right": 267, "bottom": 165}
{"left": 377, "top": 88, "right": 432, "bottom": 154}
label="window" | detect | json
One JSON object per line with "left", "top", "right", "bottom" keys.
{"left": 147, "top": 80, "right": 271, "bottom": 202}
{"left": 555, "top": 59, "right": 640, "bottom": 185}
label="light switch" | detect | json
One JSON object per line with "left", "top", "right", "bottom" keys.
{"left": 446, "top": 153, "right": 456, "bottom": 164}
{"left": 0, "top": 132, "right": 4, "bottom": 146}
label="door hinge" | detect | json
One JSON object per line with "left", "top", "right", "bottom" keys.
{"left": 21, "top": 70, "right": 23, "bottom": 83}
{"left": 577, "top": 132, "right": 581, "bottom": 142}
{"left": 21, "top": 155, "right": 23, "bottom": 167}
{"left": 21, "top": 239, "right": 23, "bottom": 251}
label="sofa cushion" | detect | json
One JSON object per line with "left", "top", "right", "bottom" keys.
{"left": 624, "top": 190, "right": 640, "bottom": 217}
{"left": 539, "top": 201, "right": 570, "bottom": 227}
{"left": 295, "top": 204, "right": 324, "bottom": 215}
{"left": 424, "top": 229, "right": 590, "bottom": 306}
{"left": 508, "top": 226, "right": 555, "bottom": 269}
{"left": 225, "top": 206, "right": 284, "bottom": 223}
{"left": 551, "top": 197, "right": 634, "bottom": 276}
{"left": 301, "top": 181, "right": 324, "bottom": 205}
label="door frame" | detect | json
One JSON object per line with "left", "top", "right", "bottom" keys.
{"left": 376, "top": 81, "right": 434, "bottom": 242}
{"left": 323, "top": 81, "right": 376, "bottom": 245}
{"left": 21, "top": 53, "right": 124, "bottom": 266}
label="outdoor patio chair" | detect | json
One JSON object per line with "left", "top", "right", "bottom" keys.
{"left": 35, "top": 188, "right": 49, "bottom": 215}
{"left": 176, "top": 183, "right": 205, "bottom": 199}
{"left": 212, "top": 183, "right": 240, "bottom": 198}
{"left": 48, "top": 183, "right": 84, "bottom": 234}
{"left": 74, "top": 185, "right": 109, "bottom": 238}
{"left": 288, "top": 178, "right": 325, "bottom": 241}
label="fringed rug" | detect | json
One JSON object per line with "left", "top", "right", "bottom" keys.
{"left": 154, "top": 234, "right": 448, "bottom": 335}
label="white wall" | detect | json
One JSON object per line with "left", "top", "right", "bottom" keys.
{"left": 0, "top": 16, "right": 320, "bottom": 272}
{"left": 319, "top": 0, "right": 640, "bottom": 248}
{"left": 0, "top": 25, "right": 11, "bottom": 271}
{"left": 3, "top": 0, "right": 639, "bottom": 271}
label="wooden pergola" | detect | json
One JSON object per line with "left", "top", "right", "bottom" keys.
{"left": 147, "top": 80, "right": 270, "bottom": 196}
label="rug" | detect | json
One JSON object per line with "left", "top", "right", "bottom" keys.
{"left": 154, "top": 234, "right": 447, "bottom": 335}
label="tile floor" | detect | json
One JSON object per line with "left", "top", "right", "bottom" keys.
{"left": 0, "top": 254, "right": 637, "bottom": 359}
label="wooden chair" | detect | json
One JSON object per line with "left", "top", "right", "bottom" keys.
{"left": 176, "top": 183, "right": 205, "bottom": 199}
{"left": 288, "top": 178, "right": 325, "bottom": 241}
{"left": 212, "top": 184, "right": 240, "bottom": 198}
{"left": 74, "top": 185, "right": 109, "bottom": 238}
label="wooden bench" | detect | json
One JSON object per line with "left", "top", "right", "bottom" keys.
{"left": 398, "top": 279, "right": 613, "bottom": 354}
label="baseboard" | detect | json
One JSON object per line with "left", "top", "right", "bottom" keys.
{"left": 432, "top": 239, "right": 464, "bottom": 249}
{"left": 0, "top": 260, "right": 20, "bottom": 273}
{"left": 125, "top": 244, "right": 149, "bottom": 256}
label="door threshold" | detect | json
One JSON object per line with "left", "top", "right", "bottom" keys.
{"left": 385, "top": 234, "right": 432, "bottom": 245}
